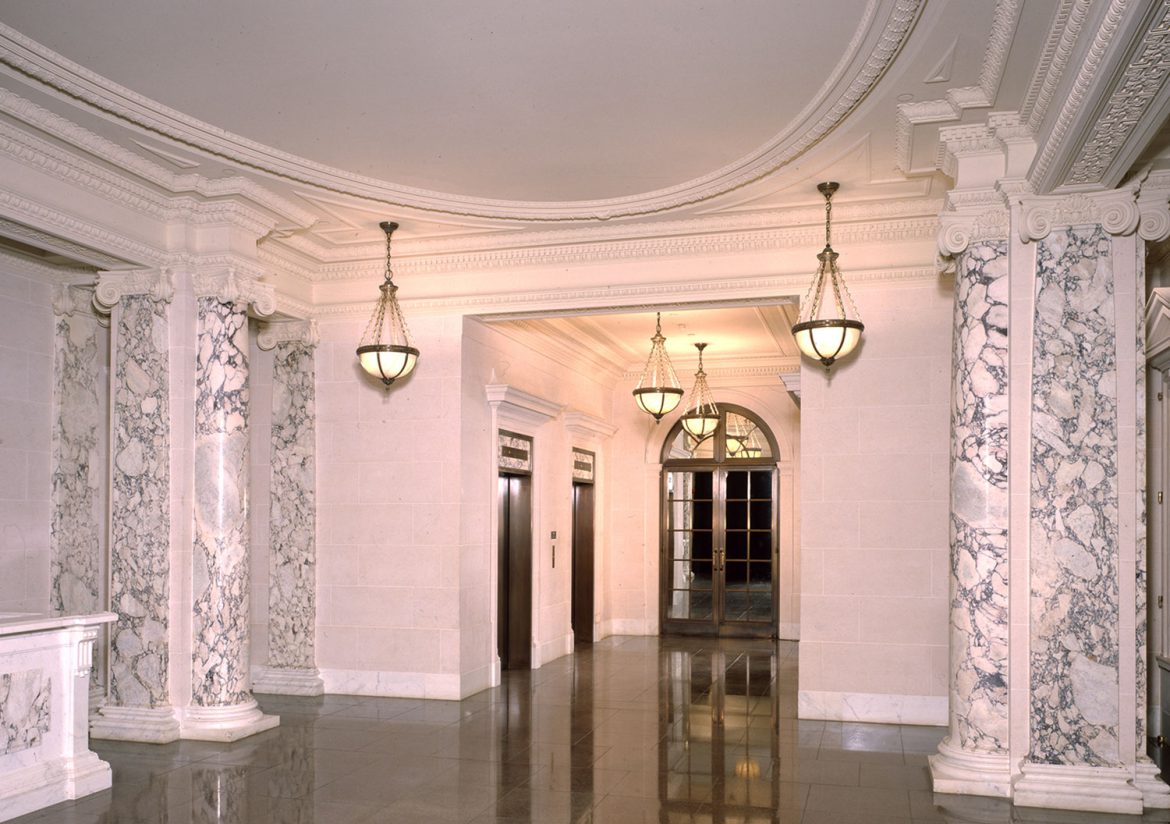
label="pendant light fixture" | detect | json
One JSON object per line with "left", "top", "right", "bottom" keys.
{"left": 633, "top": 312, "right": 684, "bottom": 421}
{"left": 356, "top": 221, "right": 420, "bottom": 386}
{"left": 791, "top": 182, "right": 864, "bottom": 369}
{"left": 681, "top": 343, "right": 719, "bottom": 439}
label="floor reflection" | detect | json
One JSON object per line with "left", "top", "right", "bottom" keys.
{"left": 10, "top": 636, "right": 1168, "bottom": 823}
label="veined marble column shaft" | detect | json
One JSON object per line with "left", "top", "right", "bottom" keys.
{"left": 50, "top": 286, "right": 107, "bottom": 691}
{"left": 183, "top": 275, "right": 277, "bottom": 741}
{"left": 89, "top": 270, "right": 180, "bottom": 742}
{"left": 930, "top": 239, "right": 1012, "bottom": 797}
{"left": 1028, "top": 225, "right": 1120, "bottom": 767}
{"left": 253, "top": 323, "right": 322, "bottom": 696}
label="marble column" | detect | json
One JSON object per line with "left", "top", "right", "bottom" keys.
{"left": 180, "top": 270, "right": 278, "bottom": 741}
{"left": 252, "top": 321, "right": 323, "bottom": 696}
{"left": 930, "top": 230, "right": 1012, "bottom": 796}
{"left": 88, "top": 269, "right": 182, "bottom": 742}
{"left": 49, "top": 284, "right": 108, "bottom": 697}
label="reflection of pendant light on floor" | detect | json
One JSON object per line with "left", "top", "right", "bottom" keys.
{"left": 356, "top": 221, "right": 420, "bottom": 386}
{"left": 791, "top": 182, "right": 864, "bottom": 369}
{"left": 633, "top": 313, "right": 684, "bottom": 421}
{"left": 681, "top": 343, "right": 719, "bottom": 439}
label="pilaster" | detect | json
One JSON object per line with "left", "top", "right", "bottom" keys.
{"left": 88, "top": 268, "right": 180, "bottom": 743}
{"left": 252, "top": 320, "right": 323, "bottom": 696}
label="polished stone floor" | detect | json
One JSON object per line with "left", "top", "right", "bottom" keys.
{"left": 10, "top": 636, "right": 1168, "bottom": 823}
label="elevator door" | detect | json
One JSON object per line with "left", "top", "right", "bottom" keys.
{"left": 662, "top": 468, "right": 776, "bottom": 637}
{"left": 572, "top": 482, "right": 595, "bottom": 643}
{"left": 498, "top": 474, "right": 532, "bottom": 669}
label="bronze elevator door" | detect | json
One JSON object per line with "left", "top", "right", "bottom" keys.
{"left": 572, "top": 482, "right": 595, "bottom": 643}
{"left": 498, "top": 474, "right": 532, "bottom": 670}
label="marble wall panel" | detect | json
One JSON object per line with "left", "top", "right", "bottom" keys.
{"left": 191, "top": 298, "right": 251, "bottom": 706}
{"left": 50, "top": 312, "right": 104, "bottom": 617}
{"left": 0, "top": 669, "right": 50, "bottom": 754}
{"left": 950, "top": 240, "right": 1010, "bottom": 753}
{"left": 1029, "top": 225, "right": 1120, "bottom": 766}
{"left": 268, "top": 342, "right": 316, "bottom": 670}
{"left": 109, "top": 296, "right": 171, "bottom": 708}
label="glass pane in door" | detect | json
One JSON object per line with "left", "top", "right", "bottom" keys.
{"left": 666, "top": 470, "right": 714, "bottom": 621}
{"left": 723, "top": 470, "right": 774, "bottom": 626}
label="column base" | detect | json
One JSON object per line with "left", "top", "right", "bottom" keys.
{"left": 1134, "top": 758, "right": 1170, "bottom": 808}
{"left": 251, "top": 666, "right": 324, "bottom": 696}
{"left": 1012, "top": 762, "right": 1144, "bottom": 814}
{"left": 90, "top": 704, "right": 181, "bottom": 743}
{"left": 928, "top": 736, "right": 1012, "bottom": 797}
{"left": 0, "top": 752, "right": 111, "bottom": 823}
{"left": 179, "top": 698, "right": 279, "bottom": 742}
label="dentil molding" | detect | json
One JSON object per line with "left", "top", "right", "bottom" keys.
{"left": 1017, "top": 187, "right": 1140, "bottom": 241}
{"left": 193, "top": 269, "right": 276, "bottom": 316}
{"left": 92, "top": 268, "right": 174, "bottom": 311}
{"left": 256, "top": 319, "right": 319, "bottom": 351}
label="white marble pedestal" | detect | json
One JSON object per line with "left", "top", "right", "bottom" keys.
{"left": 0, "top": 611, "right": 116, "bottom": 822}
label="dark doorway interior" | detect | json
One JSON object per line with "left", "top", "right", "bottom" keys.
{"left": 572, "top": 482, "right": 595, "bottom": 643}
{"left": 497, "top": 474, "right": 532, "bottom": 670}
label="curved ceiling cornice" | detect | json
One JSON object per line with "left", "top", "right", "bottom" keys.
{"left": 0, "top": 0, "right": 923, "bottom": 222}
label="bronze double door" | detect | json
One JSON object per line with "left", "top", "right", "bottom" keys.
{"left": 662, "top": 468, "right": 777, "bottom": 637}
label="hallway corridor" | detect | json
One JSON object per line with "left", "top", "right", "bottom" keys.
{"left": 8, "top": 637, "right": 1157, "bottom": 823}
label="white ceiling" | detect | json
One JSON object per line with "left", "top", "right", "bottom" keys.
{"left": 0, "top": 0, "right": 1023, "bottom": 230}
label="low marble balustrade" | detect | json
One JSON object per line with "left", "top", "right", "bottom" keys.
{"left": 0, "top": 611, "right": 115, "bottom": 822}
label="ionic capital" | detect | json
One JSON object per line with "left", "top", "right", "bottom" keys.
{"left": 92, "top": 268, "right": 175, "bottom": 312}
{"left": 257, "top": 319, "right": 319, "bottom": 351}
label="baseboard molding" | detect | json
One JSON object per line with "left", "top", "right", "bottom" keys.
{"left": 319, "top": 668, "right": 462, "bottom": 700}
{"left": 251, "top": 666, "right": 324, "bottom": 696}
{"left": 537, "top": 633, "right": 574, "bottom": 668}
{"left": 798, "top": 689, "right": 947, "bottom": 726}
{"left": 604, "top": 619, "right": 656, "bottom": 636}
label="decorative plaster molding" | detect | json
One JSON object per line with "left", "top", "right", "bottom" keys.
{"left": 92, "top": 268, "right": 174, "bottom": 311}
{"left": 193, "top": 269, "right": 276, "bottom": 316}
{"left": 256, "top": 319, "right": 319, "bottom": 351}
{"left": 779, "top": 371, "right": 801, "bottom": 399}
{"left": 563, "top": 411, "right": 619, "bottom": 440}
{"left": 0, "top": 246, "right": 94, "bottom": 285}
{"left": 1139, "top": 177, "right": 1170, "bottom": 242}
{"left": 893, "top": 0, "right": 1023, "bottom": 173}
{"left": 0, "top": 3, "right": 924, "bottom": 220}
{"left": 1063, "top": 1, "right": 1170, "bottom": 187}
{"left": 313, "top": 267, "right": 941, "bottom": 319}
{"left": 1022, "top": 0, "right": 1087, "bottom": 131}
{"left": 0, "top": 213, "right": 139, "bottom": 270}
{"left": 938, "top": 206, "right": 1010, "bottom": 255}
{"left": 51, "top": 283, "right": 105, "bottom": 325}
{"left": 486, "top": 384, "right": 564, "bottom": 428}
{"left": 1017, "top": 187, "right": 1140, "bottom": 241}
{"left": 0, "top": 191, "right": 163, "bottom": 265}
{"left": 312, "top": 216, "right": 940, "bottom": 283}
{"left": 1030, "top": 0, "right": 1129, "bottom": 188}
{"left": 283, "top": 196, "right": 944, "bottom": 268}
{"left": 0, "top": 87, "right": 317, "bottom": 228}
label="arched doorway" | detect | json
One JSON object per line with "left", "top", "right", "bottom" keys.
{"left": 660, "top": 404, "right": 780, "bottom": 638}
